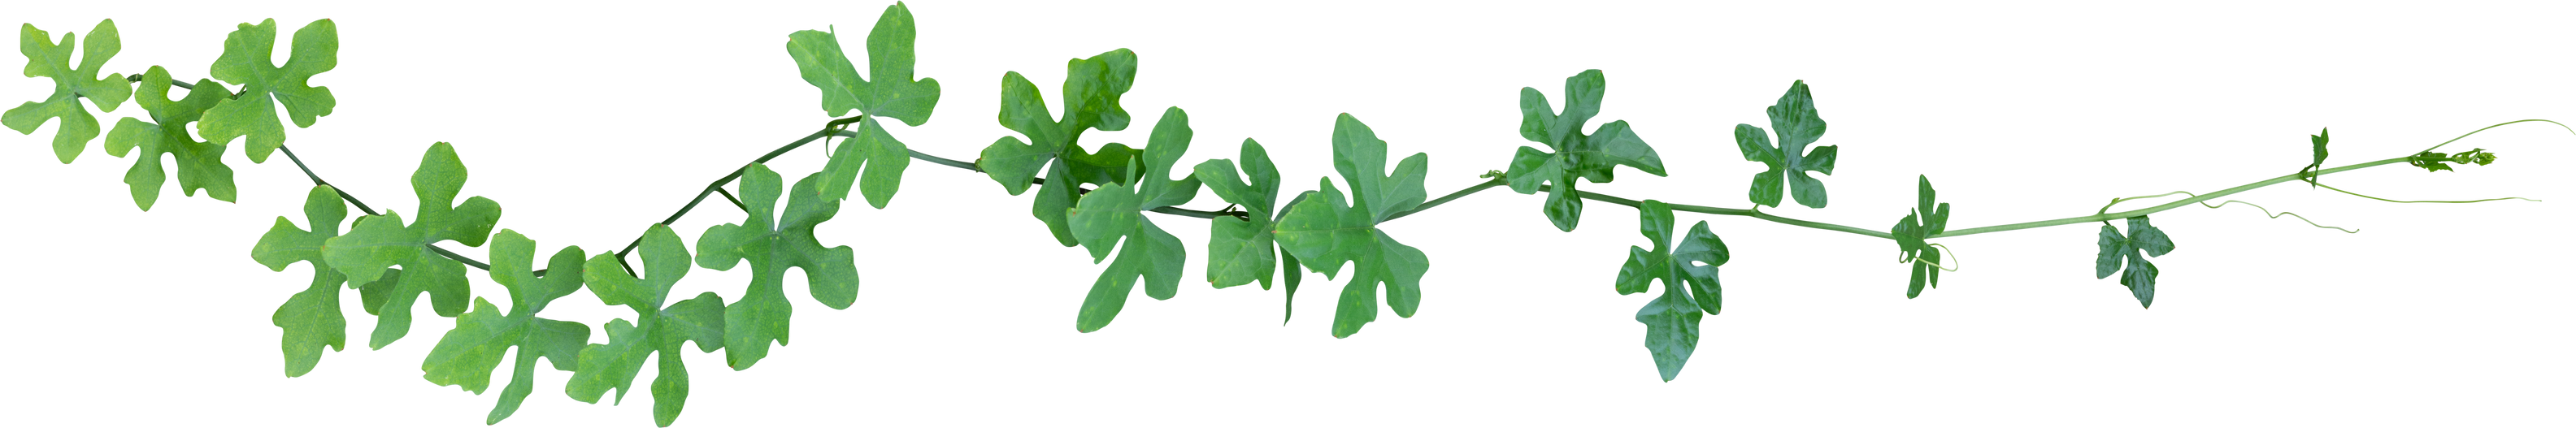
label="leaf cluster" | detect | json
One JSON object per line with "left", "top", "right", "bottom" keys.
{"left": 973, "top": 46, "right": 1149, "bottom": 244}
{"left": 1888, "top": 175, "right": 1950, "bottom": 298}
{"left": 8, "top": 18, "right": 337, "bottom": 210}
{"left": 1741, "top": 81, "right": 1844, "bottom": 218}
{"left": 1277, "top": 112, "right": 1442, "bottom": 340}
{"left": 1504, "top": 68, "right": 1658, "bottom": 234}
{"left": 1065, "top": 107, "right": 1203, "bottom": 332}
{"left": 1596, "top": 197, "right": 1741, "bottom": 381}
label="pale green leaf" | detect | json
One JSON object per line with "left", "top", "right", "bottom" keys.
{"left": 198, "top": 18, "right": 336, "bottom": 163}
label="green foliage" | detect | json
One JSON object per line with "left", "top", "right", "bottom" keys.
{"left": 1614, "top": 200, "right": 1729, "bottom": 382}
{"left": 4, "top": 19, "right": 130, "bottom": 164}
{"left": 977, "top": 48, "right": 1140, "bottom": 245}
{"left": 420, "top": 230, "right": 591, "bottom": 425}
{"left": 1888, "top": 175, "right": 1950, "bottom": 298}
{"left": 784, "top": 2, "right": 940, "bottom": 124}
{"left": 249, "top": 185, "right": 351, "bottom": 377}
{"left": 573, "top": 224, "right": 727, "bottom": 427}
{"left": 1274, "top": 114, "right": 1433, "bottom": 338}
{"left": 321, "top": 142, "right": 502, "bottom": 348}
{"left": 104, "top": 66, "right": 232, "bottom": 210}
{"left": 198, "top": 18, "right": 336, "bottom": 163}
{"left": 693, "top": 163, "right": 858, "bottom": 370}
{"left": 2300, "top": 128, "right": 2329, "bottom": 187}
{"left": 2409, "top": 148, "right": 2496, "bottom": 172}
{"left": 1506, "top": 69, "right": 1666, "bottom": 231}
{"left": 1735, "top": 80, "right": 1838, "bottom": 209}
{"left": 1195, "top": 134, "right": 1298, "bottom": 300}
{"left": 2095, "top": 216, "right": 2176, "bottom": 309}
{"left": 1066, "top": 107, "right": 1203, "bottom": 332}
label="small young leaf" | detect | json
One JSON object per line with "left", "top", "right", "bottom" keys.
{"left": 1735, "top": 80, "right": 1837, "bottom": 208}
{"left": 2300, "top": 128, "right": 2329, "bottom": 187}
{"left": 4, "top": 19, "right": 132, "bottom": 163}
{"left": 1887, "top": 175, "right": 1951, "bottom": 298}
{"left": 1504, "top": 70, "right": 1667, "bottom": 231}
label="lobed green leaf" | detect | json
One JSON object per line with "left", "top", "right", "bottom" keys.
{"left": 4, "top": 19, "right": 131, "bottom": 163}
{"left": 978, "top": 49, "right": 1140, "bottom": 245}
{"left": 321, "top": 142, "right": 501, "bottom": 348}
{"left": 106, "top": 66, "right": 234, "bottom": 210}
{"left": 571, "top": 224, "right": 725, "bottom": 427}
{"left": 1505, "top": 70, "right": 1667, "bottom": 231}
{"left": 694, "top": 164, "right": 858, "bottom": 370}
{"left": 1735, "top": 80, "right": 1837, "bottom": 209}
{"left": 198, "top": 18, "right": 337, "bottom": 163}
{"left": 1274, "top": 114, "right": 1433, "bottom": 338}
{"left": 1613, "top": 200, "right": 1730, "bottom": 381}
{"left": 1066, "top": 107, "right": 1202, "bottom": 332}
{"left": 2094, "top": 216, "right": 2177, "bottom": 308}
{"left": 250, "top": 185, "right": 350, "bottom": 377}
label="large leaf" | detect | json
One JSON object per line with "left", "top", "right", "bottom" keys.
{"left": 2095, "top": 216, "right": 2177, "bottom": 308}
{"left": 1196, "top": 138, "right": 1284, "bottom": 290}
{"left": 973, "top": 47, "right": 1149, "bottom": 249}
{"left": 1613, "top": 200, "right": 1730, "bottom": 381}
{"left": 1741, "top": 80, "right": 1844, "bottom": 218}
{"left": 700, "top": 137, "right": 871, "bottom": 368}
{"left": 1504, "top": 70, "right": 1669, "bottom": 231}
{"left": 419, "top": 230, "right": 591, "bottom": 425}
{"left": 198, "top": 18, "right": 337, "bottom": 163}
{"left": 571, "top": 224, "right": 727, "bottom": 427}
{"left": 111, "top": 65, "right": 241, "bottom": 205}
{"left": 249, "top": 185, "right": 351, "bottom": 377}
{"left": 6, "top": 20, "right": 128, "bottom": 166}
{"left": 788, "top": 2, "right": 942, "bottom": 208}
{"left": 1061, "top": 149, "right": 1190, "bottom": 332}
{"left": 321, "top": 142, "right": 502, "bottom": 348}
{"left": 1274, "top": 114, "right": 1432, "bottom": 338}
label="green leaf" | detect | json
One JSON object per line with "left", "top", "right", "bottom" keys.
{"left": 320, "top": 141, "right": 492, "bottom": 350}
{"left": 198, "top": 18, "right": 337, "bottom": 163}
{"left": 1196, "top": 138, "right": 1283, "bottom": 290}
{"left": 1277, "top": 112, "right": 1442, "bottom": 337}
{"left": 2300, "top": 128, "right": 2330, "bottom": 187}
{"left": 1741, "top": 79, "right": 1844, "bottom": 218}
{"left": 6, "top": 20, "right": 129, "bottom": 166}
{"left": 1618, "top": 197, "right": 1741, "bottom": 381}
{"left": 706, "top": 136, "right": 875, "bottom": 363}
{"left": 250, "top": 185, "right": 350, "bottom": 377}
{"left": 1061, "top": 153, "right": 1190, "bottom": 335}
{"left": 419, "top": 230, "right": 592, "bottom": 425}
{"left": 2092, "top": 218, "right": 2174, "bottom": 308}
{"left": 105, "top": 66, "right": 234, "bottom": 210}
{"left": 977, "top": 49, "right": 1139, "bottom": 246}
{"left": 1504, "top": 70, "right": 1669, "bottom": 231}
{"left": 569, "top": 224, "right": 721, "bottom": 425}
{"left": 1887, "top": 175, "right": 1952, "bottom": 298}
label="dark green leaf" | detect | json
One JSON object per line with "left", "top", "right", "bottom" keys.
{"left": 1505, "top": 70, "right": 1667, "bottom": 231}
{"left": 2301, "top": 128, "right": 2329, "bottom": 187}
{"left": 694, "top": 164, "right": 858, "bottom": 370}
{"left": 250, "top": 185, "right": 349, "bottom": 377}
{"left": 198, "top": 19, "right": 337, "bottom": 163}
{"left": 1066, "top": 107, "right": 1202, "bottom": 332}
{"left": 1197, "top": 138, "right": 1284, "bottom": 290}
{"left": 1735, "top": 80, "right": 1836, "bottom": 208}
{"left": 3, "top": 19, "right": 130, "bottom": 163}
{"left": 1613, "top": 201, "right": 1729, "bottom": 381}
{"left": 977, "top": 49, "right": 1139, "bottom": 246}
{"left": 2093, "top": 216, "right": 2177, "bottom": 308}
{"left": 1887, "top": 175, "right": 1951, "bottom": 298}
{"left": 1274, "top": 114, "right": 1432, "bottom": 338}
